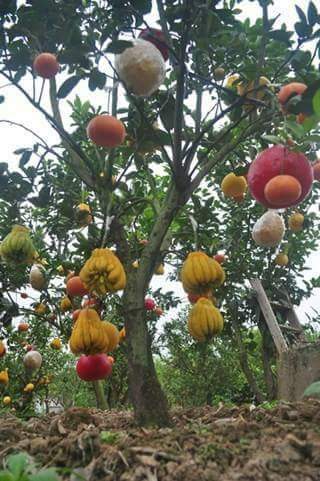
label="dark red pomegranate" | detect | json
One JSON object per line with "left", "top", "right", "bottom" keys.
{"left": 247, "top": 145, "right": 313, "bottom": 208}
{"left": 139, "top": 28, "right": 169, "bottom": 61}
{"left": 76, "top": 354, "right": 112, "bottom": 381}
{"left": 144, "top": 298, "right": 156, "bottom": 310}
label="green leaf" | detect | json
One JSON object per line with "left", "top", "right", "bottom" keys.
{"left": 268, "top": 29, "right": 292, "bottom": 45}
{"left": 0, "top": 473, "right": 14, "bottom": 481}
{"left": 100, "top": 430, "right": 120, "bottom": 444}
{"left": 294, "top": 22, "right": 312, "bottom": 37}
{"left": 88, "top": 69, "right": 106, "bottom": 91}
{"left": 19, "top": 150, "right": 32, "bottom": 168}
{"left": 57, "top": 76, "right": 82, "bottom": 99}
{"left": 295, "top": 5, "right": 307, "bottom": 25}
{"left": 158, "top": 93, "right": 175, "bottom": 131}
{"left": 307, "top": 1, "right": 318, "bottom": 26}
{"left": 29, "top": 469, "right": 59, "bottom": 481}
{"left": 312, "top": 89, "right": 320, "bottom": 116}
{"left": 263, "top": 135, "right": 283, "bottom": 144}
{"left": 7, "top": 453, "right": 29, "bottom": 478}
{"left": 286, "top": 120, "right": 305, "bottom": 138}
{"left": 105, "top": 40, "right": 133, "bottom": 54}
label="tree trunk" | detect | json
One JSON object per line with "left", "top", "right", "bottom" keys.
{"left": 258, "top": 317, "right": 277, "bottom": 400}
{"left": 124, "top": 282, "right": 170, "bottom": 426}
{"left": 123, "top": 185, "right": 185, "bottom": 426}
{"left": 231, "top": 318, "right": 265, "bottom": 403}
{"left": 93, "top": 380, "right": 108, "bottom": 410}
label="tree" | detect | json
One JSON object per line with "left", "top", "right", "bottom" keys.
{"left": 0, "top": 0, "right": 320, "bottom": 425}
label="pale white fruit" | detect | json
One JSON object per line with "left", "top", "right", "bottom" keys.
{"left": 29, "top": 264, "right": 46, "bottom": 290}
{"left": 23, "top": 350, "right": 42, "bottom": 370}
{"left": 115, "top": 39, "right": 166, "bottom": 97}
{"left": 252, "top": 210, "right": 285, "bottom": 248}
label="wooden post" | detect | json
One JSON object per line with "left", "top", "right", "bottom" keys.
{"left": 250, "top": 279, "right": 288, "bottom": 355}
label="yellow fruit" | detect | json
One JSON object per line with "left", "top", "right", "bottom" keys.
{"left": 237, "top": 76, "right": 272, "bottom": 100}
{"left": 24, "top": 383, "right": 35, "bottom": 393}
{"left": 3, "top": 396, "right": 11, "bottom": 405}
{"left": 132, "top": 260, "right": 139, "bottom": 269}
{"left": 181, "top": 251, "right": 225, "bottom": 294}
{"left": 226, "top": 74, "right": 240, "bottom": 89}
{"left": 34, "top": 303, "right": 47, "bottom": 315}
{"left": 0, "top": 369, "right": 9, "bottom": 385}
{"left": 69, "top": 308, "right": 110, "bottom": 355}
{"left": 0, "top": 341, "right": 6, "bottom": 358}
{"left": 275, "top": 253, "right": 289, "bottom": 266}
{"left": 155, "top": 263, "right": 165, "bottom": 275}
{"left": 80, "top": 248, "right": 126, "bottom": 296}
{"left": 50, "top": 338, "right": 62, "bottom": 350}
{"left": 0, "top": 225, "right": 36, "bottom": 265}
{"left": 57, "top": 265, "right": 65, "bottom": 274}
{"left": 60, "top": 296, "right": 72, "bottom": 312}
{"left": 75, "top": 203, "right": 92, "bottom": 227}
{"left": 102, "top": 321, "right": 120, "bottom": 352}
{"left": 288, "top": 212, "right": 304, "bottom": 232}
{"left": 30, "top": 264, "right": 47, "bottom": 290}
{"left": 188, "top": 298, "right": 224, "bottom": 342}
{"left": 119, "top": 327, "right": 126, "bottom": 343}
{"left": 221, "top": 173, "right": 247, "bottom": 198}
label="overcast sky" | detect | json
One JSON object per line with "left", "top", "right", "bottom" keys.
{"left": 0, "top": 0, "right": 319, "bottom": 325}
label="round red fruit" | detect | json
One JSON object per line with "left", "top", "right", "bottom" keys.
{"left": 144, "top": 298, "right": 156, "bottom": 310}
{"left": 154, "top": 307, "right": 163, "bottom": 316}
{"left": 247, "top": 145, "right": 313, "bottom": 208}
{"left": 33, "top": 53, "right": 59, "bottom": 79}
{"left": 76, "top": 354, "right": 112, "bottom": 381}
{"left": 213, "top": 254, "right": 225, "bottom": 264}
{"left": 66, "top": 276, "right": 88, "bottom": 297}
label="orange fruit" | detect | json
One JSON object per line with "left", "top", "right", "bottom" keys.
{"left": 87, "top": 115, "right": 126, "bottom": 148}
{"left": 33, "top": 53, "right": 59, "bottom": 79}
{"left": 278, "top": 82, "right": 307, "bottom": 112}
{"left": 264, "top": 175, "right": 302, "bottom": 207}
{"left": 66, "top": 276, "right": 88, "bottom": 297}
{"left": 275, "top": 253, "right": 289, "bottom": 266}
{"left": 18, "top": 323, "right": 29, "bottom": 332}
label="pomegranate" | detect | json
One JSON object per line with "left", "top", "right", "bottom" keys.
{"left": 76, "top": 354, "right": 112, "bottom": 381}
{"left": 247, "top": 145, "right": 313, "bottom": 208}
{"left": 144, "top": 298, "right": 156, "bottom": 310}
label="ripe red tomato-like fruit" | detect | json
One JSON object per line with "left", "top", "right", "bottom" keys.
{"left": 144, "top": 298, "right": 156, "bottom": 310}
{"left": 76, "top": 354, "right": 112, "bottom": 381}
{"left": 247, "top": 145, "right": 313, "bottom": 208}
{"left": 213, "top": 254, "right": 225, "bottom": 264}
{"left": 66, "top": 276, "right": 88, "bottom": 297}
{"left": 139, "top": 28, "right": 169, "bottom": 61}
{"left": 33, "top": 53, "right": 60, "bottom": 79}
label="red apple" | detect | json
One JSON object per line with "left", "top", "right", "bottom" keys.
{"left": 247, "top": 145, "right": 313, "bottom": 208}
{"left": 214, "top": 254, "right": 225, "bottom": 264}
{"left": 76, "top": 354, "right": 112, "bottom": 381}
{"left": 139, "top": 28, "right": 169, "bottom": 61}
{"left": 144, "top": 298, "right": 156, "bottom": 310}
{"left": 66, "top": 276, "right": 88, "bottom": 297}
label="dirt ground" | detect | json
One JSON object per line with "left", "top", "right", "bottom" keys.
{"left": 1, "top": 400, "right": 320, "bottom": 480}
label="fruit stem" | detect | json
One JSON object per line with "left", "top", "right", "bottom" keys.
{"left": 93, "top": 380, "right": 108, "bottom": 410}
